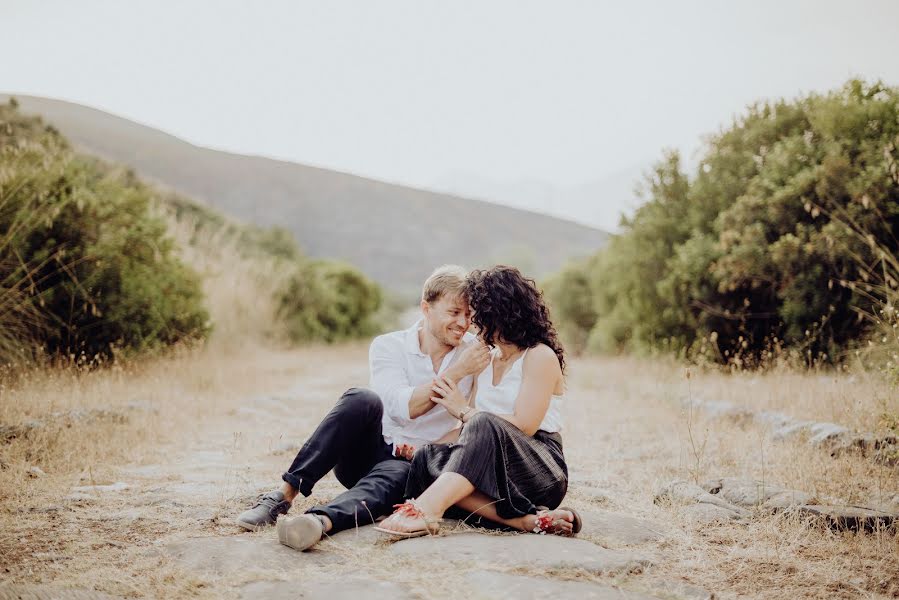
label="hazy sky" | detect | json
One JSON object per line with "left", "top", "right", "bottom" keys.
{"left": 3, "top": 1, "right": 899, "bottom": 230}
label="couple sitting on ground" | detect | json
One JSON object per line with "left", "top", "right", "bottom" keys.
{"left": 236, "top": 264, "right": 581, "bottom": 550}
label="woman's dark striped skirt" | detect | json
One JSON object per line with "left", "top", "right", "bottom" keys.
{"left": 405, "top": 411, "right": 568, "bottom": 520}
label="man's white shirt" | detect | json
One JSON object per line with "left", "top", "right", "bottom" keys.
{"left": 369, "top": 320, "right": 476, "bottom": 451}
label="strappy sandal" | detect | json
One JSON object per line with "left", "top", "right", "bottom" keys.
{"left": 373, "top": 500, "right": 441, "bottom": 538}
{"left": 533, "top": 506, "right": 582, "bottom": 536}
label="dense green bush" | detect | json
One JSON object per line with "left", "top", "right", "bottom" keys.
{"left": 546, "top": 80, "right": 899, "bottom": 365}
{"left": 1, "top": 99, "right": 210, "bottom": 360}
{"left": 542, "top": 261, "right": 597, "bottom": 354}
{"left": 277, "top": 260, "right": 382, "bottom": 343}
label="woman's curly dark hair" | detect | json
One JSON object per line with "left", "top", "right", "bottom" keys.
{"left": 465, "top": 265, "right": 566, "bottom": 374}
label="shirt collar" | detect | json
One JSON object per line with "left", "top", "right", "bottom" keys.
{"left": 405, "top": 319, "right": 427, "bottom": 357}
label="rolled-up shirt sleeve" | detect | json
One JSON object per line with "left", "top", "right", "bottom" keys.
{"left": 369, "top": 336, "right": 414, "bottom": 426}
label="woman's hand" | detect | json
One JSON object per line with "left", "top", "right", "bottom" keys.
{"left": 431, "top": 376, "right": 469, "bottom": 419}
{"left": 394, "top": 443, "right": 416, "bottom": 460}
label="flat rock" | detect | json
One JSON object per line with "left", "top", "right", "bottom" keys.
{"left": 166, "top": 535, "right": 341, "bottom": 576}
{"left": 701, "top": 477, "right": 815, "bottom": 510}
{"left": 324, "top": 523, "right": 388, "bottom": 546}
{"left": 578, "top": 509, "right": 667, "bottom": 545}
{"left": 388, "top": 531, "right": 651, "bottom": 574}
{"left": 462, "top": 570, "right": 659, "bottom": 599}
{"left": 797, "top": 505, "right": 898, "bottom": 531}
{"left": 240, "top": 578, "right": 415, "bottom": 600}
{"left": 0, "top": 584, "right": 120, "bottom": 599}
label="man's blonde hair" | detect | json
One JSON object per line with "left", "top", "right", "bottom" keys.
{"left": 421, "top": 264, "right": 468, "bottom": 304}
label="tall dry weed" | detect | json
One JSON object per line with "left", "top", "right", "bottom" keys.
{"left": 0, "top": 143, "right": 65, "bottom": 365}
{"left": 162, "top": 210, "right": 292, "bottom": 351}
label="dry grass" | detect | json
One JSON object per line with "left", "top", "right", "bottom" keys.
{"left": 1, "top": 348, "right": 897, "bottom": 599}
{"left": 563, "top": 356, "right": 899, "bottom": 598}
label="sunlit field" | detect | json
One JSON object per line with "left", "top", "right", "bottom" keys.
{"left": 2, "top": 343, "right": 896, "bottom": 599}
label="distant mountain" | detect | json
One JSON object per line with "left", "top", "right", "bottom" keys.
{"left": 432, "top": 163, "right": 650, "bottom": 233}
{"left": 1, "top": 94, "right": 609, "bottom": 297}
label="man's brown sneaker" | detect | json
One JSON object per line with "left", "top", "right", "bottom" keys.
{"left": 236, "top": 491, "right": 291, "bottom": 531}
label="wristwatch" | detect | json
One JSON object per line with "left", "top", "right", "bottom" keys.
{"left": 458, "top": 406, "right": 473, "bottom": 422}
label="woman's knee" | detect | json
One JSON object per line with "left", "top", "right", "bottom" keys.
{"left": 464, "top": 410, "right": 503, "bottom": 431}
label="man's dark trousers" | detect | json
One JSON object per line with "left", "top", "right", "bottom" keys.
{"left": 282, "top": 387, "right": 410, "bottom": 533}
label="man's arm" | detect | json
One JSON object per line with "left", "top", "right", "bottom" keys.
{"left": 407, "top": 382, "right": 439, "bottom": 419}
{"left": 369, "top": 336, "right": 436, "bottom": 422}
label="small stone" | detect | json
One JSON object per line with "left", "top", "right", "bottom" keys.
{"left": 27, "top": 466, "right": 46, "bottom": 478}
{"left": 681, "top": 503, "right": 746, "bottom": 524}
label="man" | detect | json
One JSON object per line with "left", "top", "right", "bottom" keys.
{"left": 236, "top": 265, "right": 490, "bottom": 552}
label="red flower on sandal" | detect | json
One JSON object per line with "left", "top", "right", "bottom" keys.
{"left": 532, "top": 507, "right": 583, "bottom": 536}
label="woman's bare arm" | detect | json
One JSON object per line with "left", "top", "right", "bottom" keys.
{"left": 472, "top": 344, "right": 560, "bottom": 435}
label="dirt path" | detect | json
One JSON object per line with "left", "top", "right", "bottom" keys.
{"left": 2, "top": 346, "right": 897, "bottom": 599}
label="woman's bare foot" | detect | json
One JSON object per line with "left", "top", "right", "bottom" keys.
{"left": 524, "top": 508, "right": 578, "bottom": 535}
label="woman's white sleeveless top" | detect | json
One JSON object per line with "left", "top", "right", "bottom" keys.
{"left": 475, "top": 347, "right": 563, "bottom": 433}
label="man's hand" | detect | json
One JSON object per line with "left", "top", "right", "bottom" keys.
{"left": 444, "top": 341, "right": 490, "bottom": 383}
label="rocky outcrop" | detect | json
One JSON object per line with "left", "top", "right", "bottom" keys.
{"left": 656, "top": 477, "right": 899, "bottom": 531}
{"left": 684, "top": 398, "right": 898, "bottom": 465}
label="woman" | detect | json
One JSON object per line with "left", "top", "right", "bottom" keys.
{"left": 374, "top": 265, "right": 580, "bottom": 537}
